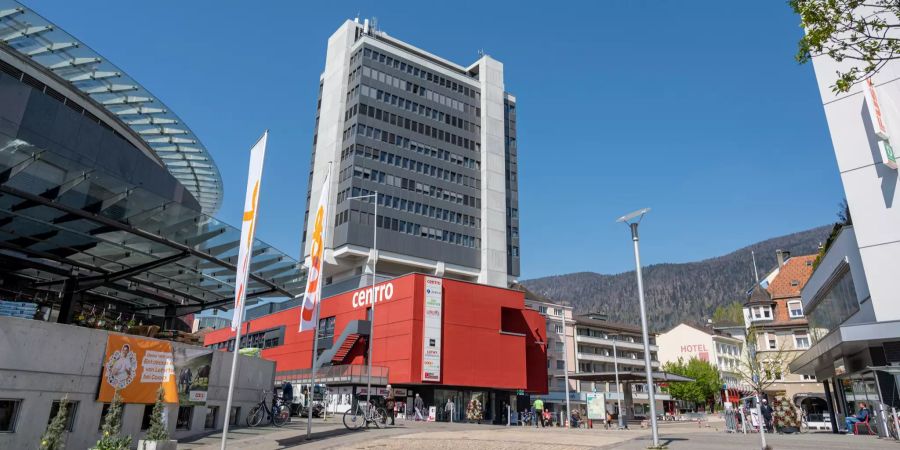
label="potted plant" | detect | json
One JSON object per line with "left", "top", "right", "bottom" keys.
{"left": 94, "top": 391, "right": 132, "bottom": 450}
{"left": 40, "top": 394, "right": 69, "bottom": 450}
{"left": 773, "top": 395, "right": 800, "bottom": 434}
{"left": 138, "top": 387, "right": 176, "bottom": 450}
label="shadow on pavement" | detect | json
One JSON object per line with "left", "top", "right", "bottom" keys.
{"left": 275, "top": 426, "right": 380, "bottom": 448}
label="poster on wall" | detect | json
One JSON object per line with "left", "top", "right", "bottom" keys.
{"left": 586, "top": 393, "right": 606, "bottom": 420}
{"left": 174, "top": 347, "right": 213, "bottom": 405}
{"left": 422, "top": 276, "right": 443, "bottom": 382}
{"left": 98, "top": 335, "right": 177, "bottom": 403}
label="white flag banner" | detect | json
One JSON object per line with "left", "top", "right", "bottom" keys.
{"left": 231, "top": 131, "right": 268, "bottom": 330}
{"left": 299, "top": 171, "right": 330, "bottom": 332}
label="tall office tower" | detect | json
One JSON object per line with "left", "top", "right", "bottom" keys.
{"left": 302, "top": 19, "right": 519, "bottom": 290}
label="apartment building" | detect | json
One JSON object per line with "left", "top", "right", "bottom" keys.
{"left": 522, "top": 293, "right": 577, "bottom": 416}
{"left": 657, "top": 323, "right": 744, "bottom": 390}
{"left": 573, "top": 313, "right": 665, "bottom": 418}
{"left": 743, "top": 252, "right": 822, "bottom": 401}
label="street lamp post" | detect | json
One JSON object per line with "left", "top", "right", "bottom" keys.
{"left": 611, "top": 335, "right": 625, "bottom": 430}
{"left": 616, "top": 208, "right": 660, "bottom": 448}
{"left": 348, "top": 191, "right": 379, "bottom": 414}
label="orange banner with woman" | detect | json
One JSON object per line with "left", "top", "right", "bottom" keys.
{"left": 97, "top": 335, "right": 178, "bottom": 403}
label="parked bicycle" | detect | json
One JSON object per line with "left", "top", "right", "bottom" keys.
{"left": 246, "top": 390, "right": 289, "bottom": 427}
{"left": 343, "top": 401, "right": 386, "bottom": 430}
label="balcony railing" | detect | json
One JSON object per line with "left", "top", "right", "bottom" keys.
{"left": 274, "top": 364, "right": 389, "bottom": 386}
{"left": 574, "top": 334, "right": 657, "bottom": 351}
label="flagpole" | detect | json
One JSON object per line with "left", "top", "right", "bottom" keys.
{"left": 306, "top": 289, "right": 322, "bottom": 440}
{"left": 219, "top": 131, "right": 268, "bottom": 450}
{"left": 304, "top": 162, "right": 333, "bottom": 441}
{"left": 220, "top": 314, "right": 245, "bottom": 450}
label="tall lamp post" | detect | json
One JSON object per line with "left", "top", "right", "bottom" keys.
{"left": 348, "top": 191, "right": 379, "bottom": 412}
{"left": 616, "top": 208, "right": 660, "bottom": 448}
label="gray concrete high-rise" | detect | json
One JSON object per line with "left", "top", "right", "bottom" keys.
{"left": 302, "top": 19, "right": 520, "bottom": 290}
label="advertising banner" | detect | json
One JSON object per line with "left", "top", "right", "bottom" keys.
{"left": 98, "top": 335, "right": 177, "bottom": 403}
{"left": 232, "top": 131, "right": 268, "bottom": 330}
{"left": 586, "top": 393, "right": 606, "bottom": 420}
{"left": 299, "top": 170, "right": 331, "bottom": 332}
{"left": 422, "top": 276, "right": 443, "bottom": 382}
{"left": 174, "top": 347, "right": 213, "bottom": 405}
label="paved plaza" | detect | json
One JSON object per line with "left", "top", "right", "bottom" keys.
{"left": 179, "top": 417, "right": 900, "bottom": 449}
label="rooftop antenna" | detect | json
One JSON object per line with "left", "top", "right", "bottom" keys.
{"left": 372, "top": 16, "right": 379, "bottom": 34}
{"left": 477, "top": 48, "right": 485, "bottom": 57}
{"left": 751, "top": 250, "right": 760, "bottom": 284}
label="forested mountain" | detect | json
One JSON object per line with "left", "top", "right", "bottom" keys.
{"left": 521, "top": 225, "right": 831, "bottom": 332}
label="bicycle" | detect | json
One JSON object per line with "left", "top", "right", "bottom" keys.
{"left": 246, "top": 390, "right": 289, "bottom": 427}
{"left": 343, "top": 401, "right": 386, "bottom": 430}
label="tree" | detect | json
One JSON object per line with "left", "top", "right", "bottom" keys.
{"left": 712, "top": 301, "right": 745, "bottom": 325}
{"left": 792, "top": 0, "right": 900, "bottom": 92}
{"left": 144, "top": 387, "right": 169, "bottom": 442}
{"left": 94, "top": 391, "right": 132, "bottom": 450}
{"left": 662, "top": 357, "right": 722, "bottom": 411}
{"left": 41, "top": 395, "right": 69, "bottom": 450}
{"left": 734, "top": 327, "right": 796, "bottom": 396}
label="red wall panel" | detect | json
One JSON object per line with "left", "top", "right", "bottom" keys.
{"left": 204, "top": 274, "right": 546, "bottom": 391}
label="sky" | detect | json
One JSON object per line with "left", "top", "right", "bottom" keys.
{"left": 27, "top": 0, "right": 844, "bottom": 279}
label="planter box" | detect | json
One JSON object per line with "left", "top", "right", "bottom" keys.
{"left": 137, "top": 440, "right": 177, "bottom": 450}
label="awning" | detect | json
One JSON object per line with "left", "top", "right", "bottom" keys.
{"left": 556, "top": 371, "right": 694, "bottom": 383}
{"left": 0, "top": 134, "right": 305, "bottom": 317}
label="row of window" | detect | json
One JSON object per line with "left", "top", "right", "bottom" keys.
{"left": 357, "top": 47, "right": 481, "bottom": 102}
{"left": 355, "top": 84, "right": 482, "bottom": 135}
{"left": 341, "top": 125, "right": 480, "bottom": 172}
{"left": 359, "top": 63, "right": 479, "bottom": 119}
{"left": 206, "top": 327, "right": 284, "bottom": 352}
{"left": 336, "top": 187, "right": 481, "bottom": 229}
{"left": 762, "top": 330, "right": 810, "bottom": 350}
{"left": 577, "top": 344, "right": 645, "bottom": 360}
{"left": 353, "top": 102, "right": 476, "bottom": 153}
{"left": 334, "top": 208, "right": 481, "bottom": 249}
{"left": 0, "top": 399, "right": 227, "bottom": 433}
{"left": 341, "top": 165, "right": 481, "bottom": 209}
{"left": 749, "top": 301, "right": 805, "bottom": 322}
{"left": 343, "top": 143, "right": 481, "bottom": 190}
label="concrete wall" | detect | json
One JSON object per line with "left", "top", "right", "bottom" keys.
{"left": 810, "top": 26, "right": 900, "bottom": 322}
{"left": 0, "top": 317, "right": 273, "bottom": 449}
{"left": 477, "top": 55, "right": 509, "bottom": 287}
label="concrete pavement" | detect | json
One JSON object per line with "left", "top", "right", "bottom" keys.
{"left": 178, "top": 417, "right": 900, "bottom": 449}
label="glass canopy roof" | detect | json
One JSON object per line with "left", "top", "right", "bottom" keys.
{"left": 0, "top": 134, "right": 305, "bottom": 315}
{"left": 0, "top": 0, "right": 224, "bottom": 213}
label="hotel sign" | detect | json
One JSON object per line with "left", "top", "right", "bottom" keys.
{"left": 863, "top": 78, "right": 898, "bottom": 169}
{"left": 422, "top": 277, "right": 443, "bottom": 382}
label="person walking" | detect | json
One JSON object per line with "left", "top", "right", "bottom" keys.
{"left": 281, "top": 381, "right": 294, "bottom": 421}
{"left": 414, "top": 393, "right": 425, "bottom": 421}
{"left": 844, "top": 402, "right": 871, "bottom": 434}
{"left": 760, "top": 399, "right": 773, "bottom": 433}
{"left": 385, "top": 384, "right": 396, "bottom": 426}
{"left": 533, "top": 398, "right": 545, "bottom": 427}
{"left": 445, "top": 398, "right": 455, "bottom": 422}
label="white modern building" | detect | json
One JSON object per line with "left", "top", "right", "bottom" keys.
{"left": 657, "top": 323, "right": 744, "bottom": 390}
{"left": 303, "top": 19, "right": 520, "bottom": 292}
{"left": 789, "top": 5, "right": 900, "bottom": 436}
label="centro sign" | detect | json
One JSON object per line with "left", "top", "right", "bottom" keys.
{"left": 351, "top": 283, "right": 394, "bottom": 308}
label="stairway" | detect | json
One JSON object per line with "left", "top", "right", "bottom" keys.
{"left": 331, "top": 334, "right": 362, "bottom": 364}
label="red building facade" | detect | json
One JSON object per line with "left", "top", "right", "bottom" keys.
{"left": 204, "top": 274, "right": 547, "bottom": 417}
